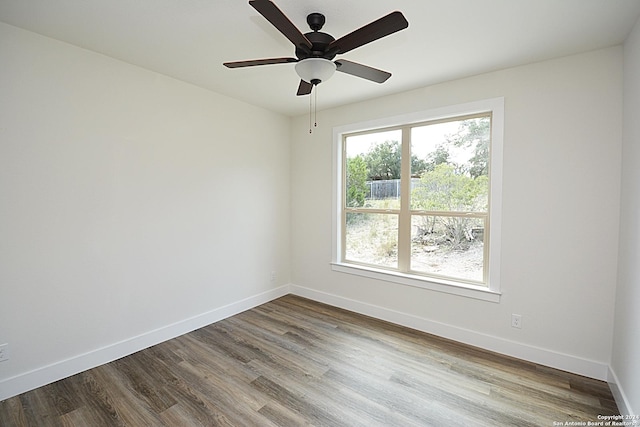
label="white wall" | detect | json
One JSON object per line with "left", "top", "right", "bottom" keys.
{"left": 612, "top": 15, "right": 640, "bottom": 416}
{"left": 291, "top": 47, "right": 623, "bottom": 379}
{"left": 0, "top": 22, "right": 290, "bottom": 399}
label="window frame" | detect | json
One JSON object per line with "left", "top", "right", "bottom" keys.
{"left": 332, "top": 98, "right": 504, "bottom": 303}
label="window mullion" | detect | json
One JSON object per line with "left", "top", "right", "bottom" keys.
{"left": 341, "top": 135, "right": 347, "bottom": 263}
{"left": 397, "top": 126, "right": 411, "bottom": 272}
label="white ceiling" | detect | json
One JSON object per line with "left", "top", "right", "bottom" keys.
{"left": 1, "top": 0, "right": 640, "bottom": 117}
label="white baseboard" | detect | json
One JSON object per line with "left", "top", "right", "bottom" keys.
{"left": 290, "top": 284, "right": 610, "bottom": 381}
{"left": 0, "top": 285, "right": 290, "bottom": 401}
{"left": 608, "top": 367, "right": 638, "bottom": 421}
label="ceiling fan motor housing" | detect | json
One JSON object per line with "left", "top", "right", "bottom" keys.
{"left": 296, "top": 32, "right": 336, "bottom": 59}
{"left": 294, "top": 13, "right": 337, "bottom": 60}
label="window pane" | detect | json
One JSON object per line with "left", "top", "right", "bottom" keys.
{"left": 345, "top": 212, "right": 398, "bottom": 268}
{"left": 410, "top": 117, "right": 490, "bottom": 212}
{"left": 345, "top": 130, "right": 402, "bottom": 209}
{"left": 411, "top": 215, "right": 485, "bottom": 283}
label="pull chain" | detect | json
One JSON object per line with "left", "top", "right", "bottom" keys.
{"left": 309, "top": 88, "right": 312, "bottom": 134}
{"left": 308, "top": 80, "right": 322, "bottom": 134}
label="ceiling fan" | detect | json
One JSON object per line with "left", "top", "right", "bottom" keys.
{"left": 223, "top": 0, "right": 409, "bottom": 96}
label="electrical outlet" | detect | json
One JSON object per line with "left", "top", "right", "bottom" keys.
{"left": 511, "top": 314, "right": 522, "bottom": 329}
{"left": 0, "top": 343, "right": 9, "bottom": 362}
{"left": 270, "top": 271, "right": 277, "bottom": 283}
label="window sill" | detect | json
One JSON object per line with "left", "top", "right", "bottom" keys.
{"left": 331, "top": 262, "right": 501, "bottom": 303}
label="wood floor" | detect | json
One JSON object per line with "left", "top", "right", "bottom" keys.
{"left": 0, "top": 295, "right": 618, "bottom": 426}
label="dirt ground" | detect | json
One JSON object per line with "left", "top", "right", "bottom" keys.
{"left": 345, "top": 216, "right": 484, "bottom": 283}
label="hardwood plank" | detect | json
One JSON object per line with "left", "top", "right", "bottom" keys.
{"left": 109, "top": 356, "right": 177, "bottom": 414}
{"left": 0, "top": 295, "right": 619, "bottom": 426}
{"left": 0, "top": 395, "right": 29, "bottom": 427}
{"left": 257, "top": 399, "right": 314, "bottom": 427}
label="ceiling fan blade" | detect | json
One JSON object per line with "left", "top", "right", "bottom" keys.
{"left": 249, "top": 0, "right": 313, "bottom": 51}
{"left": 328, "top": 11, "right": 408, "bottom": 55}
{"left": 335, "top": 59, "right": 391, "bottom": 83}
{"left": 223, "top": 57, "right": 298, "bottom": 68}
{"left": 296, "top": 80, "right": 313, "bottom": 96}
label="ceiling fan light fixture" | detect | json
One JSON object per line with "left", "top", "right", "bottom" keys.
{"left": 295, "top": 58, "right": 336, "bottom": 85}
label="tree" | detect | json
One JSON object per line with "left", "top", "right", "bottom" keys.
{"left": 364, "top": 140, "right": 401, "bottom": 180}
{"left": 446, "top": 117, "right": 490, "bottom": 178}
{"left": 346, "top": 155, "right": 368, "bottom": 207}
{"left": 411, "top": 154, "right": 428, "bottom": 177}
{"left": 412, "top": 164, "right": 488, "bottom": 249}
{"left": 423, "top": 144, "right": 450, "bottom": 173}
{"left": 413, "top": 164, "right": 488, "bottom": 212}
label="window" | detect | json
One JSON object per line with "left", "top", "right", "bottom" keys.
{"left": 332, "top": 99, "right": 503, "bottom": 302}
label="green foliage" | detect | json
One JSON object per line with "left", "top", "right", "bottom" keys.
{"left": 412, "top": 164, "right": 488, "bottom": 249}
{"left": 346, "top": 155, "right": 368, "bottom": 207}
{"left": 364, "top": 140, "right": 401, "bottom": 180}
{"left": 423, "top": 145, "right": 450, "bottom": 174}
{"left": 361, "top": 139, "right": 428, "bottom": 180}
{"left": 418, "top": 117, "right": 490, "bottom": 179}
{"left": 412, "top": 164, "right": 488, "bottom": 212}
{"left": 446, "top": 117, "right": 490, "bottom": 178}
{"left": 411, "top": 155, "right": 428, "bottom": 177}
